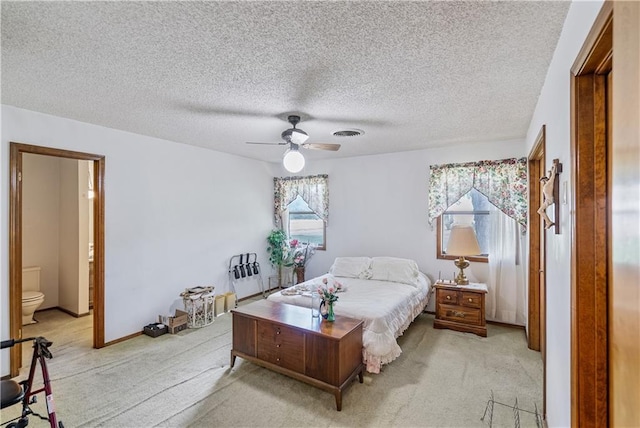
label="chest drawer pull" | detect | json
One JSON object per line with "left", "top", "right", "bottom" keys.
{"left": 276, "top": 329, "right": 281, "bottom": 335}
{"left": 446, "top": 295, "right": 451, "bottom": 300}
{"left": 454, "top": 311, "right": 466, "bottom": 318}
{"left": 276, "top": 344, "right": 281, "bottom": 348}
{"left": 468, "top": 298, "right": 473, "bottom": 302}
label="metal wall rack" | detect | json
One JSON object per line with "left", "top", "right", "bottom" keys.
{"left": 481, "top": 391, "right": 542, "bottom": 428}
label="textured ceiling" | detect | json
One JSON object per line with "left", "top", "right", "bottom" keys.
{"left": 1, "top": 1, "right": 570, "bottom": 163}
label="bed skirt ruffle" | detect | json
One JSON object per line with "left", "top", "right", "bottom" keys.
{"left": 362, "top": 288, "right": 433, "bottom": 373}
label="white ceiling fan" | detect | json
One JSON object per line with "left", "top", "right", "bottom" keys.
{"left": 246, "top": 115, "right": 340, "bottom": 172}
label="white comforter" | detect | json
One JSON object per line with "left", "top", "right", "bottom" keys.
{"left": 267, "top": 273, "right": 432, "bottom": 373}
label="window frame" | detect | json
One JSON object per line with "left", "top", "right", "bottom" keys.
{"left": 436, "top": 214, "right": 489, "bottom": 263}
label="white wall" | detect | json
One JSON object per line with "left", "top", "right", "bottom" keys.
{"left": 524, "top": 1, "right": 604, "bottom": 426}
{"left": 22, "top": 154, "right": 61, "bottom": 308}
{"left": 58, "top": 157, "right": 85, "bottom": 315}
{"left": 1, "top": 105, "right": 274, "bottom": 376}
{"left": 77, "top": 160, "right": 90, "bottom": 314}
{"left": 275, "top": 140, "right": 526, "bottom": 312}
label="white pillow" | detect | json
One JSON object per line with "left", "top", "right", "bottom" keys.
{"left": 370, "top": 257, "right": 420, "bottom": 286}
{"left": 329, "top": 257, "right": 372, "bottom": 279}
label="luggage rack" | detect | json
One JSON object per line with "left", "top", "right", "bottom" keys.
{"left": 228, "top": 253, "right": 269, "bottom": 298}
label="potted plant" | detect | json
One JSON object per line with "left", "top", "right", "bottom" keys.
{"left": 266, "top": 229, "right": 292, "bottom": 287}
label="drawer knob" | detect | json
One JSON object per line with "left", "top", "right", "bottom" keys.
{"left": 276, "top": 330, "right": 281, "bottom": 335}
{"left": 454, "top": 311, "right": 465, "bottom": 317}
{"left": 276, "top": 344, "right": 281, "bottom": 348}
{"left": 468, "top": 298, "right": 473, "bottom": 302}
{"left": 276, "top": 358, "right": 280, "bottom": 362}
{"left": 446, "top": 295, "right": 451, "bottom": 300}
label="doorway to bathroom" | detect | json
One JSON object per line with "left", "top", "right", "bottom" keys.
{"left": 8, "top": 143, "right": 105, "bottom": 378}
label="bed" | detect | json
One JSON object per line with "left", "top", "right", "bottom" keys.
{"left": 267, "top": 257, "right": 433, "bottom": 374}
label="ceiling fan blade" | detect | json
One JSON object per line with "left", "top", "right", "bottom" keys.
{"left": 301, "top": 143, "right": 341, "bottom": 151}
{"left": 245, "top": 141, "right": 287, "bottom": 146}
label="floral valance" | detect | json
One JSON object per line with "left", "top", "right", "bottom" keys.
{"left": 428, "top": 158, "right": 528, "bottom": 232}
{"left": 274, "top": 174, "right": 329, "bottom": 227}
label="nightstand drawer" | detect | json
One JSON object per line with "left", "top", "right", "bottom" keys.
{"left": 437, "top": 289, "right": 459, "bottom": 305}
{"left": 439, "top": 304, "right": 482, "bottom": 325}
{"left": 434, "top": 282, "right": 487, "bottom": 336}
{"left": 461, "top": 292, "right": 482, "bottom": 309}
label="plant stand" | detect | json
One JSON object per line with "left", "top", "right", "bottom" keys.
{"left": 278, "top": 266, "right": 294, "bottom": 288}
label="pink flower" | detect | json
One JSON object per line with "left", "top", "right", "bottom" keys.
{"left": 289, "top": 239, "right": 299, "bottom": 248}
{"left": 322, "top": 278, "right": 328, "bottom": 285}
{"left": 328, "top": 287, "right": 335, "bottom": 293}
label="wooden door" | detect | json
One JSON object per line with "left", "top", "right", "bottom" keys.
{"left": 609, "top": 2, "right": 640, "bottom": 425}
{"left": 528, "top": 129, "right": 544, "bottom": 352}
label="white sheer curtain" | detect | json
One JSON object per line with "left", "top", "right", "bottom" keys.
{"left": 487, "top": 205, "right": 527, "bottom": 325}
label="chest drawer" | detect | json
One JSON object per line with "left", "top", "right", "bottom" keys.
{"left": 256, "top": 321, "right": 305, "bottom": 372}
{"left": 438, "top": 303, "right": 482, "bottom": 325}
{"left": 460, "top": 291, "right": 482, "bottom": 309}
{"left": 437, "top": 289, "right": 459, "bottom": 305}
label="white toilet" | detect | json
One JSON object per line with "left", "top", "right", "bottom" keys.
{"left": 22, "top": 266, "right": 45, "bottom": 325}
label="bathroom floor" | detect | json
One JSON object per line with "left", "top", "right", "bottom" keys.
{"left": 20, "top": 309, "right": 93, "bottom": 373}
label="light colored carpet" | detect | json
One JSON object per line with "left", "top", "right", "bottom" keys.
{"left": 2, "top": 301, "right": 542, "bottom": 427}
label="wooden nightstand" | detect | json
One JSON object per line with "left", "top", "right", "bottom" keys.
{"left": 433, "top": 281, "right": 488, "bottom": 337}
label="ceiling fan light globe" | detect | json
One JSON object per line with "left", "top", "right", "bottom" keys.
{"left": 283, "top": 149, "right": 305, "bottom": 173}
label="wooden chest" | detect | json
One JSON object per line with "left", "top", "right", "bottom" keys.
{"left": 231, "top": 300, "right": 364, "bottom": 411}
{"left": 433, "top": 282, "right": 488, "bottom": 337}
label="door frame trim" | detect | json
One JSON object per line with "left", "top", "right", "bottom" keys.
{"left": 9, "top": 142, "right": 106, "bottom": 377}
{"left": 570, "top": 2, "right": 612, "bottom": 426}
{"left": 528, "top": 124, "right": 546, "bottom": 353}
{"left": 528, "top": 125, "right": 546, "bottom": 417}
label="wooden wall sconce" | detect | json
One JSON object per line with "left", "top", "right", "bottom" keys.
{"left": 537, "top": 158, "right": 562, "bottom": 234}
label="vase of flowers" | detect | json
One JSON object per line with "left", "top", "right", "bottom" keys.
{"left": 289, "top": 240, "right": 316, "bottom": 284}
{"left": 320, "top": 299, "right": 335, "bottom": 322}
{"left": 317, "top": 278, "right": 342, "bottom": 322}
{"left": 294, "top": 266, "right": 305, "bottom": 284}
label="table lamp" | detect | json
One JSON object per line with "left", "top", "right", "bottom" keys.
{"left": 446, "top": 224, "right": 481, "bottom": 285}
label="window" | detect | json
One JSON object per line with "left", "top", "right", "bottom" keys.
{"left": 287, "top": 195, "right": 326, "bottom": 249}
{"left": 274, "top": 174, "right": 329, "bottom": 249}
{"left": 437, "top": 188, "right": 490, "bottom": 262}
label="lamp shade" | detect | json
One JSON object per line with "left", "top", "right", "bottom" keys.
{"left": 289, "top": 128, "right": 309, "bottom": 145}
{"left": 283, "top": 148, "right": 305, "bottom": 173}
{"left": 446, "top": 224, "right": 481, "bottom": 256}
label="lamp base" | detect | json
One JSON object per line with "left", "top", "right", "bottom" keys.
{"left": 455, "top": 276, "right": 470, "bottom": 285}
{"left": 454, "top": 256, "right": 470, "bottom": 285}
